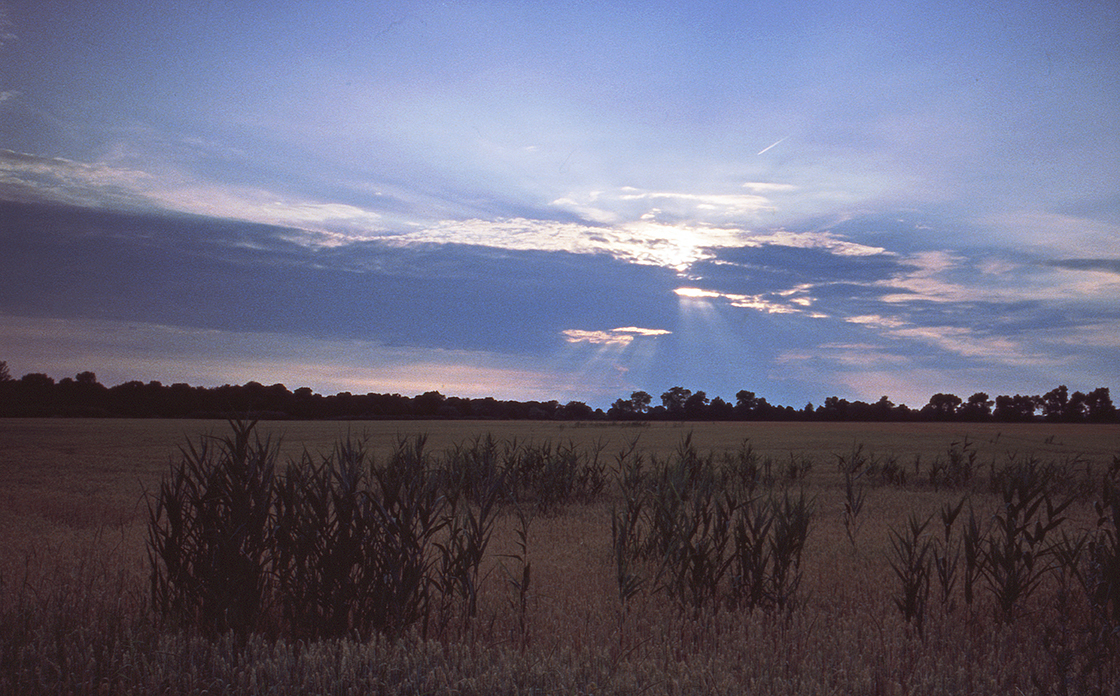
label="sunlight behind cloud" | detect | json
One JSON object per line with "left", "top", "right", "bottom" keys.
{"left": 674, "top": 287, "right": 721, "bottom": 299}
{"left": 411, "top": 217, "right": 749, "bottom": 273}
{"left": 676, "top": 286, "right": 823, "bottom": 316}
{"left": 562, "top": 327, "right": 671, "bottom": 346}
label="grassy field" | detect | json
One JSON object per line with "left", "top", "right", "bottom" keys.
{"left": 1, "top": 418, "right": 1118, "bottom": 694}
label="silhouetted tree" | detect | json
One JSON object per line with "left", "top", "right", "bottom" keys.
{"left": 735, "top": 390, "right": 760, "bottom": 419}
{"left": 413, "top": 391, "right": 445, "bottom": 417}
{"left": 608, "top": 397, "right": 636, "bottom": 419}
{"left": 683, "top": 390, "right": 709, "bottom": 419}
{"left": 959, "top": 392, "right": 993, "bottom": 421}
{"left": 443, "top": 396, "right": 471, "bottom": 419}
{"left": 872, "top": 395, "right": 895, "bottom": 421}
{"left": 1084, "top": 387, "right": 1116, "bottom": 423}
{"left": 0, "top": 361, "right": 11, "bottom": 382}
{"left": 1039, "top": 385, "right": 1069, "bottom": 422}
{"left": 818, "top": 396, "right": 850, "bottom": 421}
{"left": 525, "top": 400, "right": 557, "bottom": 420}
{"left": 993, "top": 394, "right": 1039, "bottom": 422}
{"left": 55, "top": 371, "right": 108, "bottom": 415}
{"left": 630, "top": 390, "right": 652, "bottom": 414}
{"left": 1065, "top": 390, "right": 1089, "bottom": 422}
{"left": 560, "top": 400, "right": 594, "bottom": 420}
{"left": 708, "top": 396, "right": 734, "bottom": 419}
{"left": 661, "top": 386, "right": 691, "bottom": 416}
{"left": 15, "top": 373, "right": 56, "bottom": 416}
{"left": 922, "top": 393, "right": 962, "bottom": 421}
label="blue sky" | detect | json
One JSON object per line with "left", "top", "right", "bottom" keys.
{"left": 1, "top": 0, "right": 1117, "bottom": 408}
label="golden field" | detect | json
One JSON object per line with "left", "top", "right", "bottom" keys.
{"left": 1, "top": 418, "right": 1118, "bottom": 695}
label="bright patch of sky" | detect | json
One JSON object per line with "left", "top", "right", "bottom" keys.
{"left": 0, "top": 0, "right": 1117, "bottom": 408}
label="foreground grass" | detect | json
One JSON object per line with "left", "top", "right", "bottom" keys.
{"left": 1, "top": 419, "right": 1118, "bottom": 694}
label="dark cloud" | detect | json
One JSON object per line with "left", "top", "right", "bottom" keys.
{"left": 1046, "top": 258, "right": 1120, "bottom": 275}
{"left": 1054, "top": 194, "right": 1120, "bottom": 226}
{"left": 0, "top": 200, "right": 678, "bottom": 355}
{"left": 693, "top": 244, "right": 900, "bottom": 291}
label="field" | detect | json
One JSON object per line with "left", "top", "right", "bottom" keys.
{"left": 1, "top": 418, "right": 1119, "bottom": 695}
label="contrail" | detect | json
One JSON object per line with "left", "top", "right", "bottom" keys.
{"left": 757, "top": 137, "right": 786, "bottom": 155}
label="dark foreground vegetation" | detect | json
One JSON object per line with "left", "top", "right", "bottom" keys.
{"left": 0, "top": 360, "right": 1115, "bottom": 423}
{"left": 2, "top": 419, "right": 1119, "bottom": 694}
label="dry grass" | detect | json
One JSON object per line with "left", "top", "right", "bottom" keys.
{"left": 1, "top": 419, "right": 1118, "bottom": 695}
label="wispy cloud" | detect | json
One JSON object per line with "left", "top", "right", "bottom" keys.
{"left": 551, "top": 185, "right": 781, "bottom": 224}
{"left": 0, "top": 149, "right": 156, "bottom": 207}
{"left": 873, "top": 247, "right": 1120, "bottom": 308}
{"left": 985, "top": 211, "right": 1120, "bottom": 257}
{"left": 0, "top": 149, "right": 387, "bottom": 238}
{"left": 777, "top": 342, "right": 910, "bottom": 369}
{"left": 888, "top": 325, "right": 1045, "bottom": 365}
{"left": 615, "top": 188, "right": 775, "bottom": 216}
{"left": 845, "top": 313, "right": 1058, "bottom": 366}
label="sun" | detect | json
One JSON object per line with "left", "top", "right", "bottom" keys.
{"left": 674, "top": 287, "right": 722, "bottom": 299}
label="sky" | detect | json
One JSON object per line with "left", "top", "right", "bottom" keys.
{"left": 1, "top": 0, "right": 1118, "bottom": 409}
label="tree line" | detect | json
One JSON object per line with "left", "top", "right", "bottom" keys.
{"left": 608, "top": 386, "right": 1115, "bottom": 423}
{"left": 0, "top": 361, "right": 1114, "bottom": 423}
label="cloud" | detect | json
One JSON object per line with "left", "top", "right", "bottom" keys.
{"left": 984, "top": 211, "right": 1120, "bottom": 258}
{"left": 844, "top": 313, "right": 1057, "bottom": 367}
{"left": 404, "top": 217, "right": 750, "bottom": 272}
{"left": 1041, "top": 321, "right": 1120, "bottom": 349}
{"left": 742, "top": 182, "right": 798, "bottom": 194}
{"left": 0, "top": 149, "right": 156, "bottom": 207}
{"left": 1046, "top": 259, "right": 1120, "bottom": 275}
{"left": 562, "top": 326, "right": 671, "bottom": 346}
{"left": 615, "top": 188, "right": 775, "bottom": 216}
{"left": 675, "top": 285, "right": 828, "bottom": 316}
{"left": 777, "top": 342, "right": 910, "bottom": 369}
{"left": 888, "top": 325, "right": 1045, "bottom": 365}
{"left": 402, "top": 216, "right": 891, "bottom": 277}
{"left": 613, "top": 326, "right": 673, "bottom": 337}
{"left": 873, "top": 247, "right": 1120, "bottom": 308}
{"left": 845, "top": 314, "right": 909, "bottom": 330}
{"left": 771, "top": 344, "right": 961, "bottom": 406}
{"left": 0, "top": 198, "right": 687, "bottom": 359}
{"left": 873, "top": 250, "right": 967, "bottom": 303}
{"left": 0, "top": 149, "right": 890, "bottom": 278}
{"left": 749, "top": 230, "right": 888, "bottom": 257}
{"left": 0, "top": 149, "right": 387, "bottom": 239}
